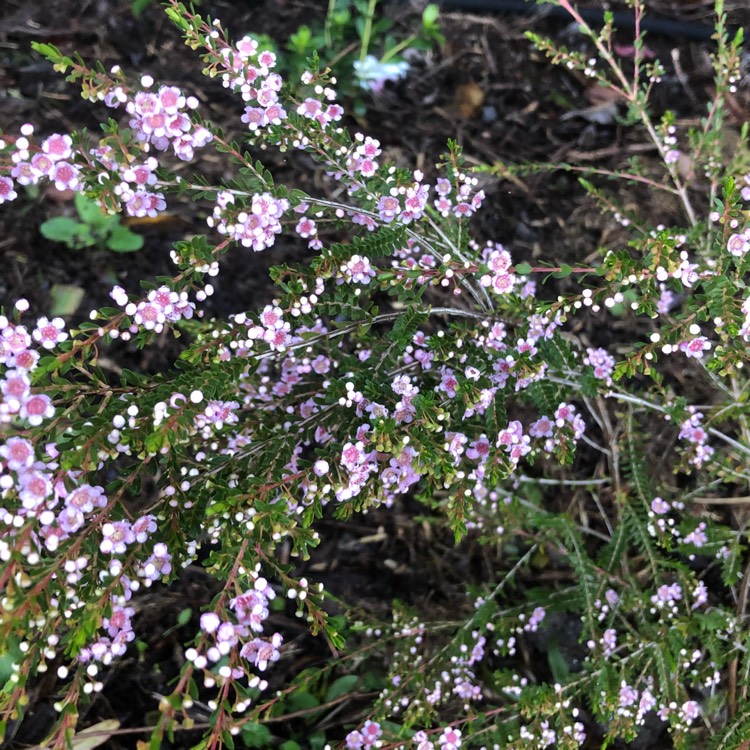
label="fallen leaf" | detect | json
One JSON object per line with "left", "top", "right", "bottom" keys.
{"left": 454, "top": 81, "right": 485, "bottom": 120}
{"left": 50, "top": 284, "right": 85, "bottom": 317}
{"left": 560, "top": 101, "right": 619, "bottom": 125}
{"left": 34, "top": 719, "right": 120, "bottom": 750}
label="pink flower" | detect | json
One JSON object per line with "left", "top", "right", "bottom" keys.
{"left": 20, "top": 393, "right": 55, "bottom": 426}
{"left": 11, "top": 348, "right": 39, "bottom": 371}
{"left": 438, "top": 726, "right": 462, "bottom": 749}
{"left": 0, "top": 436, "right": 35, "bottom": 470}
{"left": 18, "top": 469, "right": 52, "bottom": 508}
{"left": 584, "top": 347, "right": 615, "bottom": 384}
{"left": 257, "top": 50, "right": 276, "bottom": 69}
{"left": 132, "top": 514, "right": 157, "bottom": 543}
{"left": 1, "top": 369, "right": 30, "bottom": 411}
{"left": 437, "top": 367, "right": 459, "bottom": 398}
{"left": 67, "top": 484, "right": 106, "bottom": 513}
{"left": 157, "top": 85, "right": 185, "bottom": 113}
{"left": 679, "top": 336, "right": 711, "bottom": 359}
{"left": 727, "top": 233, "right": 750, "bottom": 257}
{"left": 361, "top": 720, "right": 382, "bottom": 746}
{"left": 100, "top": 520, "right": 134, "bottom": 554}
{"left": 33, "top": 317, "right": 68, "bottom": 349}
{"left": 295, "top": 217, "right": 316, "bottom": 239}
{"left": 42, "top": 133, "right": 73, "bottom": 160}
{"left": 141, "top": 542, "right": 172, "bottom": 579}
{"left": 51, "top": 162, "right": 80, "bottom": 191}
{"left": 0, "top": 176, "right": 18, "bottom": 203}
{"left": 297, "top": 98, "right": 322, "bottom": 119}
{"left": 651, "top": 497, "right": 670, "bottom": 514}
{"left": 2, "top": 324, "right": 31, "bottom": 356}
{"left": 680, "top": 700, "right": 700, "bottom": 723}
{"left": 466, "top": 435, "right": 490, "bottom": 462}
{"left": 240, "top": 632, "right": 283, "bottom": 671}
{"left": 241, "top": 106, "right": 269, "bottom": 130}
{"left": 341, "top": 441, "right": 366, "bottom": 471}
{"left": 345, "top": 730, "right": 364, "bottom": 749}
{"left": 529, "top": 416, "right": 553, "bottom": 438}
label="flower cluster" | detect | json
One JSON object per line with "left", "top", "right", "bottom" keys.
{"left": 7, "top": 128, "right": 80, "bottom": 193}
{"left": 678, "top": 408, "right": 714, "bottom": 468}
{"left": 584, "top": 346, "right": 615, "bottom": 385}
{"left": 0, "top": 1, "right": 748, "bottom": 748}
{"left": 119, "top": 77, "right": 213, "bottom": 161}
{"left": 208, "top": 190, "right": 290, "bottom": 252}
{"left": 186, "top": 575, "right": 284, "bottom": 690}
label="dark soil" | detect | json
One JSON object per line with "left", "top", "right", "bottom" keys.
{"left": 1, "top": 0, "right": 749, "bottom": 747}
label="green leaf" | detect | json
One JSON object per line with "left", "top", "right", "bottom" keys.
{"left": 289, "top": 25, "right": 313, "bottom": 53}
{"left": 131, "top": 0, "right": 152, "bottom": 17}
{"left": 546, "top": 638, "right": 570, "bottom": 681}
{"left": 287, "top": 690, "right": 320, "bottom": 713}
{"left": 514, "top": 262, "right": 532, "bottom": 275}
{"left": 75, "top": 193, "right": 111, "bottom": 228}
{"left": 240, "top": 722, "right": 272, "bottom": 748}
{"left": 422, "top": 3, "right": 439, "bottom": 27}
{"left": 40, "top": 217, "right": 86, "bottom": 244}
{"left": 0, "top": 638, "right": 21, "bottom": 685}
{"left": 165, "top": 6, "right": 191, "bottom": 30}
{"left": 107, "top": 224, "right": 144, "bottom": 252}
{"left": 325, "top": 674, "right": 358, "bottom": 703}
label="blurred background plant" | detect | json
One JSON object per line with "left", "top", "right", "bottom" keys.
{"left": 40, "top": 192, "right": 144, "bottom": 252}
{"left": 270, "top": 0, "right": 443, "bottom": 116}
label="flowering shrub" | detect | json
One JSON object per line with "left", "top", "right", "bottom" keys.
{"left": 0, "top": 0, "right": 749, "bottom": 747}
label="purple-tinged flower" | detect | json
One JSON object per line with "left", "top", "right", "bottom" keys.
{"left": 684, "top": 522, "right": 708, "bottom": 548}
{"left": 241, "top": 632, "right": 283, "bottom": 671}
{"left": 619, "top": 682, "right": 639, "bottom": 709}
{"left": 727, "top": 233, "right": 750, "bottom": 257}
{"left": 141, "top": 542, "right": 172, "bottom": 580}
{"left": 20, "top": 393, "right": 55, "bottom": 426}
{"left": 0, "top": 176, "right": 18, "bottom": 203}
{"left": 438, "top": 725, "right": 462, "bottom": 749}
{"left": 524, "top": 607, "right": 546, "bottom": 632}
{"left": 342, "top": 255, "right": 376, "bottom": 284}
{"left": 437, "top": 367, "right": 459, "bottom": 398}
{"left": 679, "top": 336, "right": 711, "bottom": 359}
{"left": 32, "top": 317, "right": 68, "bottom": 349}
{"left": 651, "top": 582, "right": 682, "bottom": 611}
{"left": 692, "top": 580, "right": 709, "bottom": 609}
{"left": 651, "top": 497, "right": 670, "bottom": 514}
{"left": 376, "top": 195, "right": 400, "bottom": 223}
{"left": 680, "top": 700, "right": 700, "bottom": 723}
{"left": 100, "top": 520, "right": 134, "bottom": 554}
{"left": 584, "top": 347, "right": 615, "bottom": 385}
{"left": 345, "top": 730, "right": 364, "bottom": 749}
{"left": 1, "top": 436, "right": 35, "bottom": 471}
{"left": 602, "top": 628, "right": 617, "bottom": 657}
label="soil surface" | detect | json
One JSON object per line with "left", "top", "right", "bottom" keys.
{"left": 1, "top": 0, "right": 749, "bottom": 747}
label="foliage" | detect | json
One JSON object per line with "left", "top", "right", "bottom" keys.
{"left": 40, "top": 192, "right": 144, "bottom": 252}
{"left": 0, "top": 0, "right": 748, "bottom": 748}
